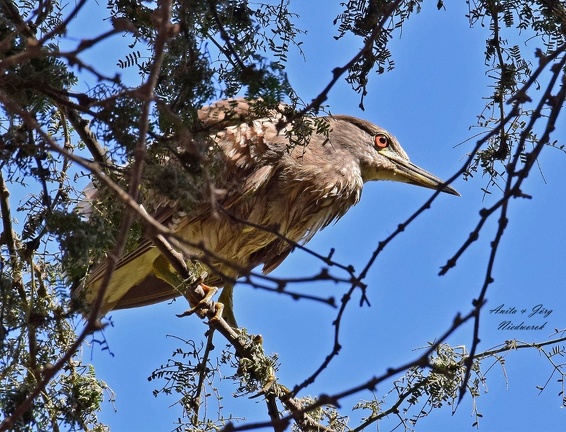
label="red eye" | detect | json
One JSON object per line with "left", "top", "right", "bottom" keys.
{"left": 375, "top": 134, "right": 389, "bottom": 149}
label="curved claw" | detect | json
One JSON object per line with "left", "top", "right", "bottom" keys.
{"left": 176, "top": 283, "right": 219, "bottom": 319}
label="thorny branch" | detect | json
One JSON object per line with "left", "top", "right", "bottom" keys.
{"left": 1, "top": 0, "right": 566, "bottom": 430}
{"left": 289, "top": 30, "right": 566, "bottom": 429}
{"left": 458, "top": 52, "right": 566, "bottom": 403}
{"left": 296, "top": 0, "right": 404, "bottom": 117}
{"left": 228, "top": 309, "right": 478, "bottom": 431}
{"left": 0, "top": 0, "right": 174, "bottom": 428}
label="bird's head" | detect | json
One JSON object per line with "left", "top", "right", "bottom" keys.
{"left": 332, "top": 115, "right": 459, "bottom": 196}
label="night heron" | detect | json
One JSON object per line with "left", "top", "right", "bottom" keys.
{"left": 78, "top": 99, "right": 458, "bottom": 325}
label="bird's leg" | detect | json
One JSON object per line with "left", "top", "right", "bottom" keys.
{"left": 176, "top": 282, "right": 220, "bottom": 320}
{"left": 152, "top": 254, "right": 221, "bottom": 320}
{"left": 217, "top": 284, "right": 238, "bottom": 328}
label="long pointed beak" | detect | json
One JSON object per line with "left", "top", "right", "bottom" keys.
{"left": 384, "top": 151, "right": 460, "bottom": 196}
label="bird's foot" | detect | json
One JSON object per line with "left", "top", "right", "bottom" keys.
{"left": 176, "top": 283, "right": 222, "bottom": 320}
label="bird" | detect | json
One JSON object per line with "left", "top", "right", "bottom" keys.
{"left": 77, "top": 98, "right": 458, "bottom": 325}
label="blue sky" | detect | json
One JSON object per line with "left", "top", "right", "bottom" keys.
{"left": 52, "top": 1, "right": 566, "bottom": 431}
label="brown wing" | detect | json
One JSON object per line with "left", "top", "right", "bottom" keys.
{"left": 196, "top": 98, "right": 287, "bottom": 132}
{"left": 78, "top": 98, "right": 287, "bottom": 312}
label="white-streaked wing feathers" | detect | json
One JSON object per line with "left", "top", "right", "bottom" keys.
{"left": 79, "top": 100, "right": 364, "bottom": 312}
